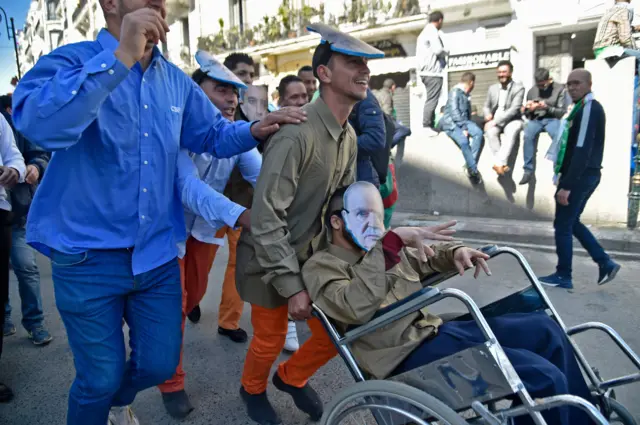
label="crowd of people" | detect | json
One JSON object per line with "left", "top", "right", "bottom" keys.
{"left": 0, "top": 1, "right": 630, "bottom": 425}
{"left": 418, "top": 8, "right": 624, "bottom": 289}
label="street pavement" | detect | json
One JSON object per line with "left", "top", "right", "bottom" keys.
{"left": 1, "top": 244, "right": 639, "bottom": 424}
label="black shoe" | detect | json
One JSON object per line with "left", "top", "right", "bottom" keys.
{"left": 218, "top": 326, "right": 248, "bottom": 343}
{"left": 272, "top": 372, "right": 323, "bottom": 421}
{"left": 187, "top": 305, "right": 201, "bottom": 323}
{"left": 519, "top": 171, "right": 534, "bottom": 185}
{"left": 240, "top": 387, "right": 282, "bottom": 425}
{"left": 598, "top": 261, "right": 621, "bottom": 285}
{"left": 161, "top": 389, "right": 194, "bottom": 419}
{"left": 0, "top": 382, "right": 14, "bottom": 403}
{"left": 468, "top": 170, "right": 483, "bottom": 185}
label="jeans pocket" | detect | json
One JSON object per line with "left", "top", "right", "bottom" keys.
{"left": 50, "top": 250, "right": 88, "bottom": 267}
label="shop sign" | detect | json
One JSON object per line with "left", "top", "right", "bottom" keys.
{"left": 448, "top": 49, "right": 511, "bottom": 71}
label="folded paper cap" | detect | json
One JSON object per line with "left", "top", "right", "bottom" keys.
{"left": 195, "top": 50, "right": 248, "bottom": 90}
{"left": 308, "top": 23, "right": 384, "bottom": 78}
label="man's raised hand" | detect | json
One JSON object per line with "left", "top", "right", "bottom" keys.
{"left": 250, "top": 107, "right": 307, "bottom": 141}
{"left": 115, "top": 8, "right": 170, "bottom": 68}
{"left": 392, "top": 221, "right": 457, "bottom": 262}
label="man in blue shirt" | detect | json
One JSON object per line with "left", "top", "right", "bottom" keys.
{"left": 11, "top": 2, "right": 305, "bottom": 425}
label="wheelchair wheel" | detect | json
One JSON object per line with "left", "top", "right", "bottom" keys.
{"left": 321, "top": 380, "right": 469, "bottom": 425}
{"left": 607, "top": 398, "right": 637, "bottom": 425}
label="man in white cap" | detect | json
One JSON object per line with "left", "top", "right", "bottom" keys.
{"left": 158, "top": 51, "right": 261, "bottom": 419}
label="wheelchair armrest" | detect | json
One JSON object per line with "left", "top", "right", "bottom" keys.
{"left": 343, "top": 286, "right": 443, "bottom": 344}
{"left": 372, "top": 286, "right": 440, "bottom": 320}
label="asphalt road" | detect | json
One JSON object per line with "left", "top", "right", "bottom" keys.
{"left": 1, "top": 245, "right": 639, "bottom": 425}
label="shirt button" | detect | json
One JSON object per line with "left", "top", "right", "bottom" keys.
{"left": 142, "top": 78, "right": 146, "bottom": 83}
{"left": 108, "top": 69, "right": 114, "bottom": 75}
{"left": 143, "top": 160, "right": 149, "bottom": 165}
{"left": 71, "top": 90, "right": 77, "bottom": 95}
{"left": 141, "top": 215, "right": 146, "bottom": 220}
{"left": 144, "top": 104, "right": 148, "bottom": 109}
{"left": 101, "top": 63, "right": 106, "bottom": 68}
{"left": 144, "top": 132, "right": 149, "bottom": 137}
{"left": 142, "top": 188, "right": 148, "bottom": 193}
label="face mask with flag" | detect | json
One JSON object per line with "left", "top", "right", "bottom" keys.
{"left": 545, "top": 93, "right": 594, "bottom": 185}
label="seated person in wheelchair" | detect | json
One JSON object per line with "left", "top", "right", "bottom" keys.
{"left": 301, "top": 181, "right": 596, "bottom": 425}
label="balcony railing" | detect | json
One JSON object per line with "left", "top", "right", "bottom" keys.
{"left": 198, "top": 0, "right": 412, "bottom": 55}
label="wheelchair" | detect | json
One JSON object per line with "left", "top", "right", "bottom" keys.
{"left": 313, "top": 246, "right": 640, "bottom": 425}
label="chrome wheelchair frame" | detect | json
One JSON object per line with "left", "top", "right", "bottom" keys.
{"left": 313, "top": 246, "right": 640, "bottom": 425}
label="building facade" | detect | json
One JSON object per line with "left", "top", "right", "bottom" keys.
{"left": 15, "top": 0, "right": 615, "bottom": 125}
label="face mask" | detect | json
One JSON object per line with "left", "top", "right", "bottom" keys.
{"left": 341, "top": 208, "right": 384, "bottom": 251}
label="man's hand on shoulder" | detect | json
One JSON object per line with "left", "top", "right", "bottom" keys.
{"left": 392, "top": 221, "right": 457, "bottom": 262}
{"left": 250, "top": 107, "right": 307, "bottom": 142}
{"left": 453, "top": 247, "right": 491, "bottom": 278}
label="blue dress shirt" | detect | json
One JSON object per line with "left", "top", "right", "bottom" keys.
{"left": 12, "top": 29, "right": 259, "bottom": 275}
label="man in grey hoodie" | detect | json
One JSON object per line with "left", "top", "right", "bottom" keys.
{"left": 416, "top": 11, "right": 449, "bottom": 133}
{"left": 416, "top": 10, "right": 447, "bottom": 136}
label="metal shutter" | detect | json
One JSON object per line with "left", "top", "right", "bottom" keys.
{"left": 394, "top": 87, "right": 411, "bottom": 127}
{"left": 447, "top": 68, "right": 496, "bottom": 118}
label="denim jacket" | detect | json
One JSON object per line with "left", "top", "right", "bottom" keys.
{"left": 439, "top": 86, "right": 471, "bottom": 132}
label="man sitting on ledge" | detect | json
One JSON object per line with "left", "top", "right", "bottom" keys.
{"left": 301, "top": 181, "right": 597, "bottom": 425}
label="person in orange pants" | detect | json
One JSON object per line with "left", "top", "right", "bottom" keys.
{"left": 235, "top": 27, "right": 383, "bottom": 425}
{"left": 158, "top": 52, "right": 261, "bottom": 420}
{"left": 211, "top": 225, "right": 244, "bottom": 333}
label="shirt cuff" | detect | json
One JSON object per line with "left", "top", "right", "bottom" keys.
{"left": 84, "top": 50, "right": 130, "bottom": 93}
{"left": 238, "top": 120, "right": 260, "bottom": 147}
{"left": 223, "top": 204, "right": 247, "bottom": 229}
{"left": 383, "top": 231, "right": 405, "bottom": 271}
{"left": 270, "top": 273, "right": 306, "bottom": 299}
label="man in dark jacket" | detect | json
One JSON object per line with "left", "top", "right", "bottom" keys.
{"left": 538, "top": 69, "right": 620, "bottom": 290}
{"left": 440, "top": 72, "right": 484, "bottom": 184}
{"left": 349, "top": 88, "right": 387, "bottom": 187}
{"left": 0, "top": 95, "right": 52, "bottom": 345}
{"left": 520, "top": 68, "right": 569, "bottom": 185}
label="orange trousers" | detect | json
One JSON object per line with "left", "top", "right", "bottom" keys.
{"left": 241, "top": 304, "right": 338, "bottom": 394}
{"left": 159, "top": 227, "right": 245, "bottom": 393}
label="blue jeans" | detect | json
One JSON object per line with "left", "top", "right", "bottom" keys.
{"left": 51, "top": 248, "right": 182, "bottom": 425}
{"left": 4, "top": 225, "right": 44, "bottom": 331}
{"left": 445, "top": 121, "right": 483, "bottom": 172}
{"left": 554, "top": 171, "right": 609, "bottom": 278}
{"left": 523, "top": 119, "right": 561, "bottom": 172}
{"left": 393, "top": 313, "right": 595, "bottom": 425}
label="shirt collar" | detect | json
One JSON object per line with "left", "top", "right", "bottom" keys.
{"left": 500, "top": 80, "right": 513, "bottom": 91}
{"left": 327, "top": 243, "right": 364, "bottom": 265}
{"left": 97, "top": 28, "right": 166, "bottom": 63}
{"left": 309, "top": 96, "right": 347, "bottom": 142}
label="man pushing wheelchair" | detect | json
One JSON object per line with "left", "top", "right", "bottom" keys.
{"left": 298, "top": 181, "right": 596, "bottom": 425}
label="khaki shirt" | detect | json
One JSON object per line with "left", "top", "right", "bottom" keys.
{"left": 302, "top": 235, "right": 462, "bottom": 379}
{"left": 236, "top": 98, "right": 357, "bottom": 309}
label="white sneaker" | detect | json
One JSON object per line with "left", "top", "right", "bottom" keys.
{"left": 108, "top": 406, "right": 140, "bottom": 425}
{"left": 283, "top": 320, "right": 299, "bottom": 352}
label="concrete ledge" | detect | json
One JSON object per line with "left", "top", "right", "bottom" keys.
{"left": 391, "top": 212, "right": 640, "bottom": 260}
